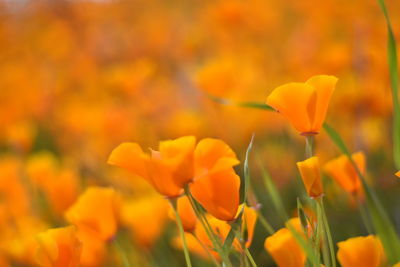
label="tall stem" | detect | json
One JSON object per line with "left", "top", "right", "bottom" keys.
{"left": 305, "top": 135, "right": 315, "bottom": 159}
{"left": 169, "top": 198, "right": 192, "bottom": 267}
{"left": 318, "top": 198, "right": 336, "bottom": 267}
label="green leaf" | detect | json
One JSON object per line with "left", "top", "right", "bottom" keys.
{"left": 206, "top": 93, "right": 274, "bottom": 111}
{"left": 241, "top": 134, "right": 255, "bottom": 204}
{"left": 323, "top": 122, "right": 400, "bottom": 264}
{"left": 297, "top": 198, "right": 309, "bottom": 235}
{"left": 377, "top": 0, "right": 400, "bottom": 169}
{"left": 222, "top": 207, "right": 244, "bottom": 253}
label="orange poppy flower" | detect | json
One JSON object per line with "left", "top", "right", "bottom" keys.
{"left": 65, "top": 187, "right": 120, "bottom": 242}
{"left": 108, "top": 136, "right": 196, "bottom": 197}
{"left": 337, "top": 235, "right": 385, "bottom": 267}
{"left": 266, "top": 75, "right": 338, "bottom": 134}
{"left": 395, "top": 171, "right": 400, "bottom": 178}
{"left": 264, "top": 218, "right": 306, "bottom": 267}
{"left": 35, "top": 226, "right": 82, "bottom": 267}
{"left": 323, "top": 152, "right": 365, "bottom": 196}
{"left": 297, "top": 156, "right": 324, "bottom": 198}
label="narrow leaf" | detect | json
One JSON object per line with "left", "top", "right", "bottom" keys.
{"left": 206, "top": 93, "right": 274, "bottom": 111}
{"left": 323, "top": 122, "right": 400, "bottom": 263}
{"left": 241, "top": 134, "right": 255, "bottom": 204}
{"left": 377, "top": 0, "right": 400, "bottom": 169}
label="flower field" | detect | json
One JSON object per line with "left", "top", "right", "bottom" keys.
{"left": 1, "top": 0, "right": 400, "bottom": 266}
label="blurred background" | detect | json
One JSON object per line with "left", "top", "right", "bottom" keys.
{"left": 0, "top": 0, "right": 400, "bottom": 266}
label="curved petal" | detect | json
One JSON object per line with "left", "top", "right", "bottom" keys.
{"left": 159, "top": 136, "right": 196, "bottom": 187}
{"left": 194, "top": 138, "right": 239, "bottom": 179}
{"left": 306, "top": 75, "right": 337, "bottom": 131}
{"left": 107, "top": 142, "right": 148, "bottom": 179}
{"left": 190, "top": 168, "right": 240, "bottom": 221}
{"left": 297, "top": 156, "right": 323, "bottom": 198}
{"left": 266, "top": 83, "right": 316, "bottom": 133}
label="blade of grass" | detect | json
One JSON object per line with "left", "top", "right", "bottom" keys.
{"left": 323, "top": 122, "right": 400, "bottom": 263}
{"left": 377, "top": 0, "right": 400, "bottom": 169}
{"left": 241, "top": 134, "right": 255, "bottom": 204}
{"left": 206, "top": 94, "right": 274, "bottom": 111}
{"left": 257, "top": 154, "right": 289, "bottom": 222}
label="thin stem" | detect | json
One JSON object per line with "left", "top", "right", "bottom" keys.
{"left": 316, "top": 199, "right": 330, "bottom": 267}
{"left": 358, "top": 199, "right": 374, "bottom": 234}
{"left": 192, "top": 234, "right": 221, "bottom": 267}
{"left": 305, "top": 135, "right": 315, "bottom": 159}
{"left": 244, "top": 248, "right": 257, "bottom": 267}
{"left": 319, "top": 198, "right": 336, "bottom": 267}
{"left": 169, "top": 199, "right": 192, "bottom": 267}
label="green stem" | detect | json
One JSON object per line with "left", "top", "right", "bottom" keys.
{"left": 316, "top": 199, "right": 330, "bottom": 267}
{"left": 305, "top": 135, "right": 315, "bottom": 159}
{"left": 244, "top": 248, "right": 257, "bottom": 267}
{"left": 169, "top": 199, "right": 192, "bottom": 267}
{"left": 358, "top": 199, "right": 374, "bottom": 234}
{"left": 317, "top": 198, "right": 336, "bottom": 267}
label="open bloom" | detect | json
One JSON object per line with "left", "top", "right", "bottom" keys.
{"left": 108, "top": 136, "right": 196, "bottom": 197}
{"left": 109, "top": 136, "right": 240, "bottom": 221}
{"left": 297, "top": 156, "right": 323, "bottom": 198}
{"left": 266, "top": 75, "right": 338, "bottom": 134}
{"left": 323, "top": 151, "right": 365, "bottom": 196}
{"left": 337, "top": 235, "right": 385, "bottom": 267}
{"left": 35, "top": 226, "right": 82, "bottom": 267}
